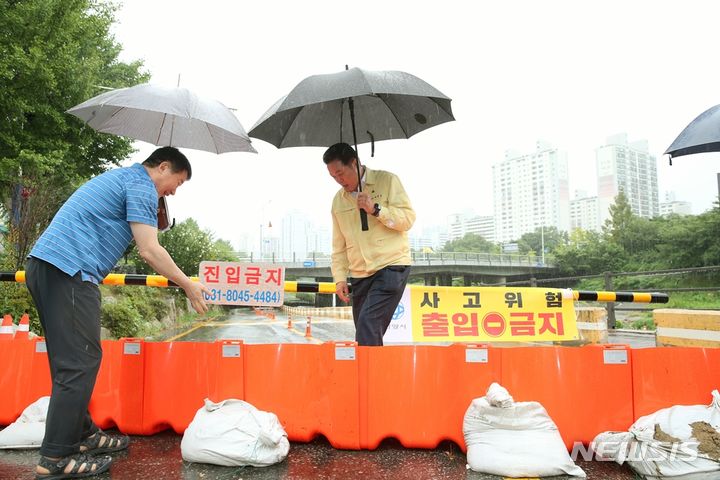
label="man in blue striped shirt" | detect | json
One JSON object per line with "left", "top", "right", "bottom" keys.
{"left": 26, "top": 146, "right": 210, "bottom": 478}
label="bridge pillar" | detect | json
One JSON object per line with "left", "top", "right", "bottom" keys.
{"left": 424, "top": 275, "right": 436, "bottom": 286}
{"left": 463, "top": 275, "right": 472, "bottom": 287}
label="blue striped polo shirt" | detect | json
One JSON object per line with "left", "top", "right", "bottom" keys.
{"left": 30, "top": 163, "right": 158, "bottom": 283}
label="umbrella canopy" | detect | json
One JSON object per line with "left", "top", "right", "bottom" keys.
{"left": 248, "top": 67, "right": 454, "bottom": 148}
{"left": 665, "top": 104, "right": 720, "bottom": 161}
{"left": 67, "top": 83, "right": 257, "bottom": 154}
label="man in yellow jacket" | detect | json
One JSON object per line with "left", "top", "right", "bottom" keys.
{"left": 323, "top": 143, "right": 416, "bottom": 346}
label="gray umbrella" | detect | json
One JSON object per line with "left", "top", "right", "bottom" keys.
{"left": 249, "top": 67, "right": 454, "bottom": 148}
{"left": 67, "top": 83, "right": 257, "bottom": 154}
{"left": 665, "top": 104, "right": 720, "bottom": 164}
{"left": 249, "top": 67, "right": 454, "bottom": 229}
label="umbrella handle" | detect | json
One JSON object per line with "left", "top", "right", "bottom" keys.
{"left": 348, "top": 96, "right": 369, "bottom": 232}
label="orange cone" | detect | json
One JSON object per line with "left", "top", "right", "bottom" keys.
{"left": 287, "top": 313, "right": 293, "bottom": 329}
{"left": 304, "top": 316, "right": 312, "bottom": 338}
{"left": 0, "top": 314, "right": 14, "bottom": 340}
{"left": 15, "top": 313, "right": 30, "bottom": 340}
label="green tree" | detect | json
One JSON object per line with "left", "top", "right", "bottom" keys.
{"left": 0, "top": 0, "right": 148, "bottom": 269}
{"left": 516, "top": 226, "right": 566, "bottom": 256}
{"left": 211, "top": 239, "right": 240, "bottom": 263}
{"left": 601, "top": 189, "right": 667, "bottom": 264}
{"left": 655, "top": 203, "right": 720, "bottom": 268}
{"left": 128, "top": 219, "right": 237, "bottom": 276}
{"left": 602, "top": 190, "right": 635, "bottom": 251}
{"left": 552, "top": 228, "right": 626, "bottom": 275}
{"left": 696, "top": 202, "right": 720, "bottom": 266}
{"left": 442, "top": 233, "right": 497, "bottom": 253}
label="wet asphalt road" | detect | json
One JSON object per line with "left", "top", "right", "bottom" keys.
{"left": 0, "top": 432, "right": 638, "bottom": 479}
{"left": 0, "top": 308, "right": 649, "bottom": 479}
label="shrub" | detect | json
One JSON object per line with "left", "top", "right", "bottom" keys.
{"left": 101, "top": 299, "right": 142, "bottom": 338}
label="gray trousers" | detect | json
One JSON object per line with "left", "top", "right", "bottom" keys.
{"left": 350, "top": 265, "right": 410, "bottom": 346}
{"left": 26, "top": 257, "right": 102, "bottom": 457}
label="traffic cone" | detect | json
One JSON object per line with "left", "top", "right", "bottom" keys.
{"left": 287, "top": 313, "right": 293, "bottom": 329}
{"left": 304, "top": 316, "right": 312, "bottom": 338}
{"left": 15, "top": 313, "right": 30, "bottom": 340}
{"left": 0, "top": 314, "right": 14, "bottom": 340}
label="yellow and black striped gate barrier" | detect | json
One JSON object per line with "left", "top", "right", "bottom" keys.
{"left": 0, "top": 271, "right": 669, "bottom": 303}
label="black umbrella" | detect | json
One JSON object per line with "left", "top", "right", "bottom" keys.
{"left": 249, "top": 66, "right": 454, "bottom": 230}
{"left": 665, "top": 104, "right": 720, "bottom": 164}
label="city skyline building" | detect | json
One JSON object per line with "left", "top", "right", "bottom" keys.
{"left": 234, "top": 134, "right": 687, "bottom": 256}
{"left": 569, "top": 194, "right": 601, "bottom": 232}
{"left": 409, "top": 225, "right": 449, "bottom": 251}
{"left": 466, "top": 215, "right": 496, "bottom": 243}
{"left": 660, "top": 191, "right": 692, "bottom": 216}
{"left": 279, "top": 210, "right": 332, "bottom": 260}
{"left": 597, "top": 133, "right": 660, "bottom": 224}
{"left": 493, "top": 140, "right": 570, "bottom": 242}
{"left": 446, "top": 212, "right": 495, "bottom": 243}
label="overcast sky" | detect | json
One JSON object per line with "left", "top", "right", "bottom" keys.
{"left": 110, "top": 0, "right": 720, "bottom": 249}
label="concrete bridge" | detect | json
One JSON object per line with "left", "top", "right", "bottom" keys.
{"left": 246, "top": 251, "right": 557, "bottom": 290}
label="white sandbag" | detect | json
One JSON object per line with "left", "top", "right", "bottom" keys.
{"left": 486, "top": 382, "right": 513, "bottom": 408}
{"left": 463, "top": 383, "right": 585, "bottom": 478}
{"left": 591, "top": 431, "right": 635, "bottom": 463}
{"left": 181, "top": 398, "right": 289, "bottom": 467}
{"left": 0, "top": 396, "right": 49, "bottom": 449}
{"left": 593, "top": 390, "right": 720, "bottom": 480}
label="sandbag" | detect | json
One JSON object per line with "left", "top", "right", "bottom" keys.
{"left": 593, "top": 390, "right": 720, "bottom": 480}
{"left": 181, "top": 398, "right": 289, "bottom": 467}
{"left": 0, "top": 396, "right": 49, "bottom": 449}
{"left": 463, "top": 382, "right": 586, "bottom": 478}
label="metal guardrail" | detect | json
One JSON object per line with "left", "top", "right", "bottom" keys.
{"left": 239, "top": 251, "right": 555, "bottom": 269}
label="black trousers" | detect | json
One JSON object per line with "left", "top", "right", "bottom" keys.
{"left": 350, "top": 265, "right": 411, "bottom": 346}
{"left": 26, "top": 257, "right": 102, "bottom": 457}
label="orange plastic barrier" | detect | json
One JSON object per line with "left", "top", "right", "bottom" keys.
{"left": 0, "top": 313, "right": 14, "bottom": 339}
{"left": 0, "top": 337, "right": 51, "bottom": 425}
{"left": 631, "top": 347, "right": 720, "bottom": 419}
{"left": 500, "top": 344, "right": 634, "bottom": 449}
{"left": 4, "top": 337, "right": 720, "bottom": 453}
{"left": 243, "top": 341, "right": 361, "bottom": 449}
{"left": 361, "top": 344, "right": 501, "bottom": 450}
{"left": 14, "top": 313, "right": 30, "bottom": 340}
{"left": 88, "top": 338, "right": 145, "bottom": 433}
{"left": 142, "top": 339, "right": 244, "bottom": 434}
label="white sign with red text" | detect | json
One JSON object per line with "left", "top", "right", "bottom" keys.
{"left": 199, "top": 261, "right": 285, "bottom": 307}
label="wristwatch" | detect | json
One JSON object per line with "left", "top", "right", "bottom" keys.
{"left": 372, "top": 203, "right": 381, "bottom": 217}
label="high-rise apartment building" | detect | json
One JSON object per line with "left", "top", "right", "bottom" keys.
{"left": 278, "top": 211, "right": 332, "bottom": 260}
{"left": 280, "top": 211, "right": 309, "bottom": 260}
{"left": 659, "top": 191, "right": 692, "bottom": 216}
{"left": 597, "top": 133, "right": 659, "bottom": 223}
{"left": 569, "top": 194, "right": 601, "bottom": 232}
{"left": 493, "top": 141, "right": 570, "bottom": 242}
{"left": 447, "top": 212, "right": 495, "bottom": 242}
{"left": 409, "top": 225, "right": 449, "bottom": 251}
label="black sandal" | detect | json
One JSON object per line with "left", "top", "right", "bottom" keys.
{"left": 35, "top": 453, "right": 112, "bottom": 479}
{"left": 79, "top": 430, "right": 129, "bottom": 455}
